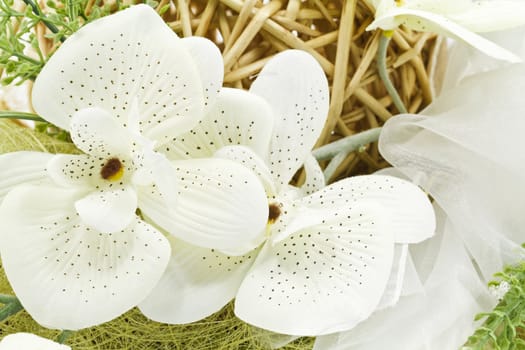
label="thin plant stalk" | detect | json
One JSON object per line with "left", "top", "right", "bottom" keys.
{"left": 377, "top": 32, "right": 407, "bottom": 114}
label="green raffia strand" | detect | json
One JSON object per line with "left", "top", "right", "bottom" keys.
{"left": 312, "top": 127, "right": 382, "bottom": 161}
{"left": 463, "top": 261, "right": 525, "bottom": 349}
{"left": 377, "top": 32, "right": 408, "bottom": 114}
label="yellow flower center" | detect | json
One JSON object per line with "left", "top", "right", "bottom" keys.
{"left": 100, "top": 157, "right": 124, "bottom": 181}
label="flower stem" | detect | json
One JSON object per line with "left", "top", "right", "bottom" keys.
{"left": 312, "top": 127, "right": 382, "bottom": 161}
{"left": 57, "top": 330, "right": 73, "bottom": 344}
{"left": 377, "top": 32, "right": 407, "bottom": 114}
{"left": 323, "top": 150, "right": 349, "bottom": 182}
{"left": 0, "top": 295, "right": 23, "bottom": 322}
{"left": 0, "top": 294, "right": 18, "bottom": 304}
{"left": 21, "top": 0, "right": 65, "bottom": 42}
{"left": 0, "top": 111, "right": 46, "bottom": 122}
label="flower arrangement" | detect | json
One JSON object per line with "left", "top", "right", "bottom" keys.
{"left": 0, "top": 1, "right": 524, "bottom": 350}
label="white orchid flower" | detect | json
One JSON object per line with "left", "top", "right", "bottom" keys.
{"left": 313, "top": 204, "right": 496, "bottom": 350}
{"left": 138, "top": 50, "right": 436, "bottom": 336}
{"left": 0, "top": 5, "right": 267, "bottom": 330}
{"left": 0, "top": 333, "right": 70, "bottom": 350}
{"left": 367, "top": 0, "right": 525, "bottom": 62}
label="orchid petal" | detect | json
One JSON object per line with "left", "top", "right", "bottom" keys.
{"left": 138, "top": 158, "right": 268, "bottom": 254}
{"left": 376, "top": 244, "right": 408, "bottom": 310}
{"left": 235, "top": 203, "right": 394, "bottom": 336}
{"left": 391, "top": 0, "right": 525, "bottom": 33}
{"left": 449, "top": 2, "right": 525, "bottom": 32}
{"left": 301, "top": 175, "right": 435, "bottom": 244}
{"left": 134, "top": 150, "right": 179, "bottom": 210}
{"left": 159, "top": 88, "right": 274, "bottom": 160}
{"left": 300, "top": 154, "right": 325, "bottom": 196}
{"left": 0, "top": 151, "right": 53, "bottom": 201}
{"left": 139, "top": 237, "right": 257, "bottom": 323}
{"left": 32, "top": 4, "right": 204, "bottom": 132}
{"left": 214, "top": 145, "right": 276, "bottom": 196}
{"left": 70, "top": 107, "right": 132, "bottom": 157}
{"left": 313, "top": 210, "right": 494, "bottom": 350}
{"left": 181, "top": 36, "right": 224, "bottom": 113}
{"left": 0, "top": 185, "right": 170, "bottom": 330}
{"left": 47, "top": 154, "right": 101, "bottom": 188}
{"left": 249, "top": 50, "right": 329, "bottom": 190}
{"left": 0, "top": 333, "right": 70, "bottom": 350}
{"left": 368, "top": 8, "right": 522, "bottom": 62}
{"left": 75, "top": 186, "right": 137, "bottom": 233}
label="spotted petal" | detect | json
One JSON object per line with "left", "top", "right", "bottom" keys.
{"left": 139, "top": 237, "right": 257, "bottom": 324}
{"left": 0, "top": 185, "right": 170, "bottom": 330}
{"left": 159, "top": 88, "right": 274, "bottom": 160}
{"left": 249, "top": 50, "right": 329, "bottom": 191}
{"left": 235, "top": 203, "right": 394, "bottom": 335}
{"left": 214, "top": 145, "right": 276, "bottom": 196}
{"left": 75, "top": 186, "right": 137, "bottom": 233}
{"left": 138, "top": 158, "right": 268, "bottom": 254}
{"left": 301, "top": 175, "right": 435, "bottom": 244}
{"left": 70, "top": 107, "right": 133, "bottom": 157}
{"left": 0, "top": 333, "right": 70, "bottom": 350}
{"left": 368, "top": 7, "right": 521, "bottom": 62}
{"left": 374, "top": 0, "right": 525, "bottom": 33}
{"left": 300, "top": 154, "right": 325, "bottom": 196}
{"left": 447, "top": 1, "right": 525, "bottom": 33}
{"left": 47, "top": 154, "right": 103, "bottom": 188}
{"left": 32, "top": 4, "right": 205, "bottom": 134}
{"left": 181, "top": 36, "right": 223, "bottom": 113}
{"left": 0, "top": 151, "right": 53, "bottom": 201}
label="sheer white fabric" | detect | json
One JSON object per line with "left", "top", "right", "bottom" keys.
{"left": 315, "top": 29, "right": 525, "bottom": 349}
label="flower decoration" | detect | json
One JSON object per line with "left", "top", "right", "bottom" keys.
{"left": 0, "top": 4, "right": 268, "bottom": 330}
{"left": 315, "top": 36, "right": 525, "bottom": 349}
{"left": 313, "top": 204, "right": 496, "bottom": 350}
{"left": 0, "top": 333, "right": 70, "bottom": 350}
{"left": 378, "top": 61, "right": 525, "bottom": 281}
{"left": 366, "top": 0, "right": 525, "bottom": 62}
{"left": 138, "top": 50, "right": 436, "bottom": 336}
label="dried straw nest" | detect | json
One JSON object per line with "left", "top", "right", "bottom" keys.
{"left": 0, "top": 1, "right": 443, "bottom": 349}
{"left": 162, "top": 0, "right": 444, "bottom": 179}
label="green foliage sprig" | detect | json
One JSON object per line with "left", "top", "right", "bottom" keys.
{"left": 464, "top": 261, "right": 525, "bottom": 350}
{"left": 0, "top": 0, "right": 118, "bottom": 85}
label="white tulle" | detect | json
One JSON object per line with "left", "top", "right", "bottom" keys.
{"left": 380, "top": 63, "right": 525, "bottom": 280}
{"left": 315, "top": 28, "right": 525, "bottom": 349}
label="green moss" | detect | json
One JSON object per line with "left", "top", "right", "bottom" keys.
{"left": 0, "top": 120, "right": 78, "bottom": 154}
{"left": 0, "top": 261, "right": 313, "bottom": 349}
